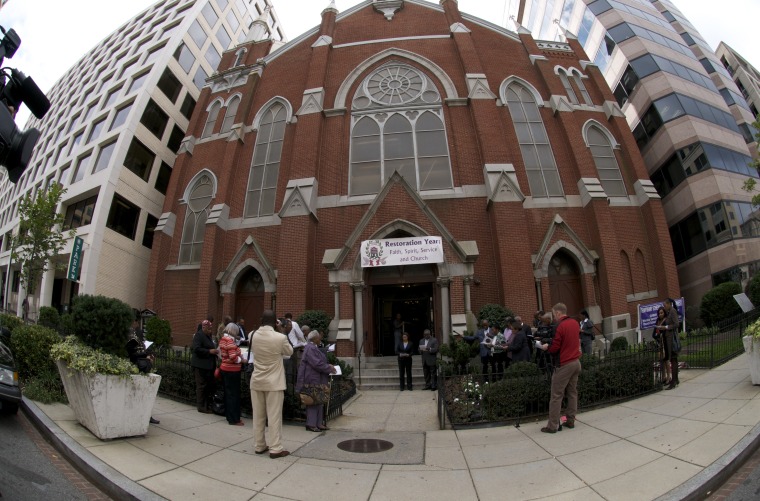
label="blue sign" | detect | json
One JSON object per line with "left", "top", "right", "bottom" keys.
{"left": 639, "top": 298, "right": 685, "bottom": 330}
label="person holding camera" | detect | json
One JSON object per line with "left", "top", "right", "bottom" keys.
{"left": 540, "top": 303, "right": 581, "bottom": 434}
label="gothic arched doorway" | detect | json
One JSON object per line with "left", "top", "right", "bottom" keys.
{"left": 548, "top": 250, "right": 583, "bottom": 318}
{"left": 236, "top": 268, "right": 265, "bottom": 329}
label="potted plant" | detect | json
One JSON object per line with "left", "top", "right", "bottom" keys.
{"left": 51, "top": 295, "right": 161, "bottom": 439}
{"left": 743, "top": 319, "right": 760, "bottom": 385}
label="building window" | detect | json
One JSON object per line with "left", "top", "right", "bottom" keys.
{"left": 179, "top": 173, "right": 214, "bottom": 264}
{"left": 157, "top": 69, "right": 182, "bottom": 103}
{"left": 71, "top": 152, "right": 91, "bottom": 184}
{"left": 586, "top": 125, "right": 626, "bottom": 197}
{"left": 571, "top": 72, "right": 592, "bottom": 105}
{"left": 128, "top": 70, "right": 150, "bottom": 94}
{"left": 202, "top": 100, "right": 222, "bottom": 138}
{"left": 217, "top": 25, "right": 232, "bottom": 50}
{"left": 226, "top": 10, "right": 240, "bottom": 31}
{"left": 349, "top": 64, "right": 452, "bottom": 196}
{"left": 154, "top": 161, "right": 172, "bottom": 195}
{"left": 107, "top": 194, "right": 140, "bottom": 240}
{"left": 63, "top": 195, "right": 98, "bottom": 230}
{"left": 233, "top": 48, "right": 247, "bottom": 67}
{"left": 193, "top": 66, "right": 209, "bottom": 90}
{"left": 558, "top": 69, "right": 578, "bottom": 104}
{"left": 173, "top": 43, "right": 195, "bottom": 73}
{"left": 188, "top": 19, "right": 207, "bottom": 49}
{"left": 87, "top": 118, "right": 106, "bottom": 144}
{"left": 103, "top": 87, "right": 121, "bottom": 109}
{"left": 220, "top": 96, "right": 240, "bottom": 133}
{"left": 167, "top": 125, "right": 185, "bottom": 153}
{"left": 93, "top": 141, "right": 117, "bottom": 174}
{"left": 142, "top": 213, "right": 159, "bottom": 249}
{"left": 202, "top": 3, "right": 219, "bottom": 27}
{"left": 124, "top": 138, "right": 156, "bottom": 181}
{"left": 505, "top": 82, "right": 563, "bottom": 198}
{"left": 204, "top": 44, "right": 221, "bottom": 69}
{"left": 140, "top": 99, "right": 169, "bottom": 139}
{"left": 245, "top": 103, "right": 286, "bottom": 217}
{"left": 110, "top": 103, "right": 132, "bottom": 131}
{"left": 180, "top": 94, "right": 197, "bottom": 120}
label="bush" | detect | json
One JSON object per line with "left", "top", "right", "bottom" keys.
{"left": 327, "top": 352, "right": 354, "bottom": 378}
{"left": 58, "top": 313, "right": 75, "bottom": 337}
{"left": 9, "top": 325, "right": 61, "bottom": 380}
{"left": 51, "top": 336, "right": 138, "bottom": 376}
{"left": 700, "top": 282, "right": 742, "bottom": 326}
{"left": 37, "top": 306, "right": 60, "bottom": 330}
{"left": 748, "top": 274, "right": 760, "bottom": 309}
{"left": 145, "top": 316, "right": 172, "bottom": 347}
{"left": 296, "top": 310, "right": 331, "bottom": 336}
{"left": 610, "top": 336, "right": 629, "bottom": 352}
{"left": 0, "top": 313, "right": 23, "bottom": 334}
{"left": 440, "top": 334, "right": 479, "bottom": 369}
{"left": 478, "top": 304, "right": 514, "bottom": 329}
{"left": 70, "top": 294, "right": 134, "bottom": 357}
{"left": 23, "top": 370, "right": 67, "bottom": 404}
{"left": 504, "top": 361, "right": 540, "bottom": 378}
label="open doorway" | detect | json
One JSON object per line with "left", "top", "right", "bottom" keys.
{"left": 373, "top": 283, "right": 434, "bottom": 356}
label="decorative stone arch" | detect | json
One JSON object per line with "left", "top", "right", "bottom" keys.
{"left": 181, "top": 168, "right": 218, "bottom": 205}
{"left": 349, "top": 218, "right": 451, "bottom": 282}
{"left": 220, "top": 259, "right": 276, "bottom": 294}
{"left": 334, "top": 48, "right": 460, "bottom": 109}
{"left": 566, "top": 66, "right": 587, "bottom": 79}
{"left": 251, "top": 96, "right": 295, "bottom": 131}
{"left": 224, "top": 92, "right": 243, "bottom": 107}
{"left": 499, "top": 76, "right": 546, "bottom": 106}
{"left": 205, "top": 96, "right": 225, "bottom": 112}
{"left": 582, "top": 119, "right": 620, "bottom": 149}
{"left": 536, "top": 240, "right": 596, "bottom": 280}
{"left": 233, "top": 47, "right": 247, "bottom": 67}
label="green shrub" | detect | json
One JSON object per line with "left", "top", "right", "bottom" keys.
{"left": 145, "top": 316, "right": 172, "bottom": 347}
{"left": 51, "top": 336, "right": 138, "bottom": 376}
{"left": 296, "top": 310, "right": 331, "bottom": 336}
{"left": 478, "top": 304, "right": 514, "bottom": 329}
{"left": 23, "top": 370, "right": 67, "bottom": 404}
{"left": 505, "top": 361, "right": 540, "bottom": 378}
{"left": 58, "top": 313, "right": 75, "bottom": 337}
{"left": 9, "top": 325, "right": 61, "bottom": 380}
{"left": 700, "top": 282, "right": 742, "bottom": 326}
{"left": 37, "top": 306, "right": 60, "bottom": 330}
{"left": 610, "top": 336, "right": 629, "bottom": 352}
{"left": 483, "top": 374, "right": 550, "bottom": 421}
{"left": 440, "top": 333, "right": 479, "bottom": 367}
{"left": 70, "top": 294, "right": 134, "bottom": 357}
{"left": 0, "top": 313, "right": 23, "bottom": 334}
{"left": 327, "top": 352, "right": 354, "bottom": 378}
{"left": 747, "top": 274, "right": 760, "bottom": 309}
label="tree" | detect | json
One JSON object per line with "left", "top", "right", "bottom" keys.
{"left": 12, "top": 183, "right": 73, "bottom": 298}
{"left": 741, "top": 115, "right": 760, "bottom": 207}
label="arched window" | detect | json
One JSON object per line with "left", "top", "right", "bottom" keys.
{"left": 220, "top": 95, "right": 240, "bottom": 134}
{"left": 349, "top": 63, "right": 452, "bottom": 196}
{"left": 571, "top": 71, "right": 593, "bottom": 105}
{"left": 587, "top": 125, "right": 627, "bottom": 197}
{"left": 505, "top": 82, "right": 563, "bottom": 198}
{"left": 245, "top": 102, "right": 286, "bottom": 218}
{"left": 179, "top": 173, "right": 213, "bottom": 264}
{"left": 620, "top": 250, "right": 634, "bottom": 295}
{"left": 202, "top": 100, "right": 222, "bottom": 138}
{"left": 558, "top": 69, "right": 578, "bottom": 104}
{"left": 233, "top": 48, "right": 247, "bottom": 67}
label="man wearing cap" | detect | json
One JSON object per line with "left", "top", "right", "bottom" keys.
{"left": 191, "top": 319, "right": 218, "bottom": 413}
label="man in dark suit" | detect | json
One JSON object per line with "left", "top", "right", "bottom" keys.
{"left": 419, "top": 329, "right": 439, "bottom": 391}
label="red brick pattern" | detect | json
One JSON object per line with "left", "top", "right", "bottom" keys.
{"left": 146, "top": 2, "right": 680, "bottom": 348}
{"left": 707, "top": 445, "right": 760, "bottom": 500}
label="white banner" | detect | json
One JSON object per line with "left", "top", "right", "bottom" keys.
{"left": 361, "top": 236, "right": 444, "bottom": 268}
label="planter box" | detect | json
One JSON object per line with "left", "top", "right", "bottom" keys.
{"left": 56, "top": 360, "right": 161, "bottom": 439}
{"left": 742, "top": 336, "right": 760, "bottom": 385}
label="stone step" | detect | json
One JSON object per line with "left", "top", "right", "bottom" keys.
{"left": 357, "top": 368, "right": 425, "bottom": 377}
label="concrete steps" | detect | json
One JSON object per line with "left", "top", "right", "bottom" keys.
{"left": 355, "top": 357, "right": 427, "bottom": 390}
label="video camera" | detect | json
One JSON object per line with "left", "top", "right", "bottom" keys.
{"left": 0, "top": 26, "right": 51, "bottom": 184}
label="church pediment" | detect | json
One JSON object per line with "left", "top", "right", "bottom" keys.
{"left": 532, "top": 214, "right": 598, "bottom": 278}
{"left": 217, "top": 234, "right": 277, "bottom": 293}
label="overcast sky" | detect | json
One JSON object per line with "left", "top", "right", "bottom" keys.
{"left": 1, "top": 0, "right": 758, "bottom": 127}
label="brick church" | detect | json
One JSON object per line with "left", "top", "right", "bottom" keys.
{"left": 146, "top": 0, "right": 680, "bottom": 356}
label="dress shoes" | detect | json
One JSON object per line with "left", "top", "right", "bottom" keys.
{"left": 149, "top": 417, "right": 160, "bottom": 424}
{"left": 197, "top": 408, "right": 213, "bottom": 414}
{"left": 254, "top": 447, "right": 269, "bottom": 455}
{"left": 423, "top": 385, "right": 431, "bottom": 390}
{"left": 306, "top": 426, "right": 321, "bottom": 432}
{"left": 540, "top": 426, "right": 557, "bottom": 434}
{"left": 269, "top": 450, "right": 290, "bottom": 459}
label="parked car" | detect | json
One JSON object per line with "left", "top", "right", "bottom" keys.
{"left": 0, "top": 339, "right": 20, "bottom": 414}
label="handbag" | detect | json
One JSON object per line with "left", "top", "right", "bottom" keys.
{"left": 299, "top": 383, "right": 330, "bottom": 406}
{"left": 214, "top": 367, "right": 222, "bottom": 380}
{"left": 672, "top": 330, "right": 682, "bottom": 354}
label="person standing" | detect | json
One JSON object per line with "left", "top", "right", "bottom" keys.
{"left": 507, "top": 318, "right": 531, "bottom": 363}
{"left": 397, "top": 333, "right": 415, "bottom": 391}
{"left": 393, "top": 313, "right": 404, "bottom": 355}
{"left": 652, "top": 307, "right": 671, "bottom": 385}
{"left": 465, "top": 319, "right": 494, "bottom": 382}
{"left": 419, "top": 329, "right": 439, "bottom": 390}
{"left": 126, "top": 320, "right": 159, "bottom": 425}
{"left": 663, "top": 298, "right": 681, "bottom": 390}
{"left": 296, "top": 330, "right": 337, "bottom": 432}
{"left": 191, "top": 320, "right": 217, "bottom": 414}
{"left": 579, "top": 310, "right": 594, "bottom": 355}
{"left": 250, "top": 310, "right": 294, "bottom": 458}
{"left": 540, "top": 303, "right": 581, "bottom": 433}
{"left": 236, "top": 318, "right": 247, "bottom": 346}
{"left": 219, "top": 323, "right": 245, "bottom": 426}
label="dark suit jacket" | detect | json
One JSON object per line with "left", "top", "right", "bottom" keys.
{"left": 507, "top": 327, "right": 531, "bottom": 362}
{"left": 397, "top": 341, "right": 415, "bottom": 359}
{"left": 419, "top": 337, "right": 439, "bottom": 366}
{"left": 190, "top": 331, "right": 216, "bottom": 370}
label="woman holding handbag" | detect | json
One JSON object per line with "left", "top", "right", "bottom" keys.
{"left": 219, "top": 322, "right": 246, "bottom": 426}
{"left": 296, "top": 330, "right": 336, "bottom": 432}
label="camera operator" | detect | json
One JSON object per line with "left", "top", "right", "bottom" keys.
{"left": 534, "top": 312, "right": 555, "bottom": 372}
{"left": 539, "top": 303, "right": 581, "bottom": 434}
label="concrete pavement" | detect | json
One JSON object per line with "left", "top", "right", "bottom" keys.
{"left": 22, "top": 354, "right": 760, "bottom": 501}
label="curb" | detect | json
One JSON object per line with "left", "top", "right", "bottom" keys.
{"left": 655, "top": 420, "right": 760, "bottom": 501}
{"left": 21, "top": 397, "right": 166, "bottom": 501}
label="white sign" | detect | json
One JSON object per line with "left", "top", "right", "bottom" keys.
{"left": 361, "top": 236, "right": 444, "bottom": 268}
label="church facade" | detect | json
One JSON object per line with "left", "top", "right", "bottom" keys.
{"left": 146, "top": 0, "right": 680, "bottom": 354}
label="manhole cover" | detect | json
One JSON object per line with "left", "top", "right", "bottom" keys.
{"left": 337, "top": 439, "right": 394, "bottom": 453}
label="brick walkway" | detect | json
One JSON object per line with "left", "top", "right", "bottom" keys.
{"left": 707, "top": 445, "right": 760, "bottom": 501}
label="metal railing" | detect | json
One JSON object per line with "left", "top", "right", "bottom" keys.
{"left": 678, "top": 308, "right": 760, "bottom": 369}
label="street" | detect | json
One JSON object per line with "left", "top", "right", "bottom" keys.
{"left": 709, "top": 445, "right": 760, "bottom": 501}
{"left": 0, "top": 408, "right": 108, "bottom": 500}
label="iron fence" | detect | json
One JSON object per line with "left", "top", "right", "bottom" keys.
{"left": 678, "top": 309, "right": 760, "bottom": 369}
{"left": 151, "top": 346, "right": 354, "bottom": 422}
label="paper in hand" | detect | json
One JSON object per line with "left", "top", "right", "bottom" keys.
{"left": 332, "top": 365, "right": 342, "bottom": 375}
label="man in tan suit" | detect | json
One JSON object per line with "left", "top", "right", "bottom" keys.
{"left": 250, "top": 310, "right": 294, "bottom": 458}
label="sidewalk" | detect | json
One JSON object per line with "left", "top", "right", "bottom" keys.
{"left": 24, "top": 354, "right": 760, "bottom": 501}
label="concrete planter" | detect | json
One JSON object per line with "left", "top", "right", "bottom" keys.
{"left": 742, "top": 336, "right": 760, "bottom": 385}
{"left": 56, "top": 360, "right": 161, "bottom": 439}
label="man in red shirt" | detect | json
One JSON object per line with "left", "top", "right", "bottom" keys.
{"left": 539, "top": 303, "right": 582, "bottom": 433}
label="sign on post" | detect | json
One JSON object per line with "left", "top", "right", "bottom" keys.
{"left": 67, "top": 236, "right": 84, "bottom": 281}
{"left": 361, "top": 236, "right": 444, "bottom": 268}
